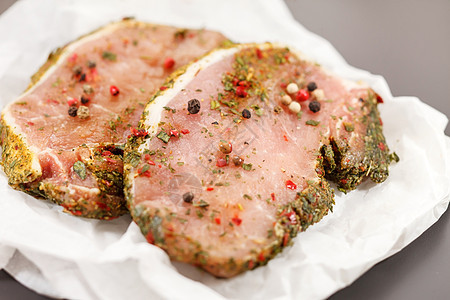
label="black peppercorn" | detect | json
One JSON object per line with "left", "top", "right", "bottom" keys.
{"left": 187, "top": 98, "right": 201, "bottom": 114}
{"left": 79, "top": 73, "right": 86, "bottom": 82}
{"left": 183, "top": 191, "right": 194, "bottom": 203}
{"left": 307, "top": 82, "right": 317, "bottom": 92}
{"left": 81, "top": 96, "right": 90, "bottom": 104}
{"left": 309, "top": 100, "right": 321, "bottom": 113}
{"left": 68, "top": 106, "right": 78, "bottom": 117}
{"left": 242, "top": 109, "right": 251, "bottom": 119}
{"left": 87, "top": 60, "right": 96, "bottom": 69}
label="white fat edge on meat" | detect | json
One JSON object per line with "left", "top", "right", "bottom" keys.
{"left": 1, "top": 21, "right": 132, "bottom": 180}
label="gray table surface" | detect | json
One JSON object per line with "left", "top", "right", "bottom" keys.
{"left": 0, "top": 0, "right": 449, "bottom": 299}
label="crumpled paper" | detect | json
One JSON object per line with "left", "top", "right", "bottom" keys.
{"left": 0, "top": 0, "right": 449, "bottom": 299}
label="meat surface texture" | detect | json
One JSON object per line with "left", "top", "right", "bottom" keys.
{"left": 0, "top": 19, "right": 228, "bottom": 219}
{"left": 124, "top": 43, "right": 395, "bottom": 277}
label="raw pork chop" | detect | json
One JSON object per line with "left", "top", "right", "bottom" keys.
{"left": 0, "top": 19, "right": 228, "bottom": 219}
{"left": 124, "top": 43, "right": 396, "bottom": 277}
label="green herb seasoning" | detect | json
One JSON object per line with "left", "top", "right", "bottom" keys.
{"left": 73, "top": 161, "right": 87, "bottom": 180}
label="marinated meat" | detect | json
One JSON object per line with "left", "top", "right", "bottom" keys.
{"left": 124, "top": 43, "right": 396, "bottom": 277}
{"left": 0, "top": 19, "right": 229, "bottom": 219}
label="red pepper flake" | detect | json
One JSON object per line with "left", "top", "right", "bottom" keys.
{"left": 206, "top": 187, "right": 214, "bottom": 191}
{"left": 232, "top": 77, "right": 240, "bottom": 86}
{"left": 283, "top": 135, "right": 288, "bottom": 142}
{"left": 214, "top": 217, "right": 221, "bottom": 225}
{"left": 296, "top": 89, "right": 309, "bottom": 102}
{"left": 216, "top": 158, "right": 228, "bottom": 167}
{"left": 96, "top": 202, "right": 108, "bottom": 210}
{"left": 181, "top": 129, "right": 190, "bottom": 135}
{"left": 235, "top": 86, "right": 248, "bottom": 97}
{"left": 285, "top": 180, "right": 297, "bottom": 190}
{"left": 280, "top": 82, "right": 287, "bottom": 89}
{"left": 68, "top": 53, "right": 78, "bottom": 63}
{"left": 26, "top": 121, "right": 34, "bottom": 126}
{"left": 158, "top": 165, "right": 162, "bottom": 168}
{"left": 71, "top": 210, "right": 83, "bottom": 216}
{"left": 340, "top": 178, "right": 348, "bottom": 185}
{"left": 110, "top": 85, "right": 120, "bottom": 96}
{"left": 46, "top": 98, "right": 59, "bottom": 105}
{"left": 248, "top": 260, "right": 254, "bottom": 269}
{"left": 159, "top": 86, "right": 167, "bottom": 91}
{"left": 376, "top": 93, "right": 384, "bottom": 103}
{"left": 188, "top": 32, "right": 196, "bottom": 38}
{"left": 284, "top": 211, "right": 297, "bottom": 225}
{"left": 163, "top": 57, "right": 175, "bottom": 69}
{"left": 130, "top": 127, "right": 148, "bottom": 137}
{"left": 67, "top": 97, "right": 78, "bottom": 106}
{"left": 282, "top": 233, "right": 289, "bottom": 247}
{"left": 231, "top": 215, "right": 242, "bottom": 226}
{"left": 102, "top": 151, "right": 112, "bottom": 156}
{"left": 271, "top": 193, "right": 276, "bottom": 201}
{"left": 137, "top": 166, "right": 151, "bottom": 177}
{"left": 104, "top": 157, "right": 117, "bottom": 163}
{"left": 256, "top": 48, "right": 263, "bottom": 59}
{"left": 379, "top": 117, "right": 383, "bottom": 126}
{"left": 145, "top": 231, "right": 155, "bottom": 244}
{"left": 378, "top": 142, "right": 386, "bottom": 151}
{"left": 258, "top": 252, "right": 265, "bottom": 262}
{"left": 238, "top": 80, "right": 249, "bottom": 87}
{"left": 144, "top": 154, "right": 156, "bottom": 166}
{"left": 170, "top": 130, "right": 179, "bottom": 138}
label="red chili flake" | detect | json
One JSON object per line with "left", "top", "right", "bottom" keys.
{"left": 379, "top": 117, "right": 383, "bottom": 126}
{"left": 214, "top": 217, "right": 221, "bottom": 225}
{"left": 96, "top": 202, "right": 108, "bottom": 210}
{"left": 232, "top": 77, "right": 240, "bottom": 86}
{"left": 216, "top": 158, "right": 228, "bottom": 167}
{"left": 280, "top": 82, "right": 287, "bottom": 89}
{"left": 144, "top": 154, "right": 156, "bottom": 166}
{"left": 284, "top": 211, "right": 297, "bottom": 225}
{"left": 271, "top": 193, "right": 276, "bottom": 201}
{"left": 71, "top": 210, "right": 83, "bottom": 216}
{"left": 206, "top": 187, "right": 214, "bottom": 191}
{"left": 180, "top": 129, "right": 190, "bottom": 135}
{"left": 285, "top": 180, "right": 297, "bottom": 190}
{"left": 296, "top": 89, "right": 309, "bottom": 102}
{"left": 158, "top": 165, "right": 162, "bottom": 168}
{"left": 231, "top": 215, "right": 242, "bottom": 226}
{"left": 46, "top": 99, "right": 59, "bottom": 104}
{"left": 188, "top": 32, "right": 196, "bottom": 38}
{"left": 145, "top": 231, "right": 155, "bottom": 244}
{"left": 376, "top": 93, "right": 384, "bottom": 103}
{"left": 163, "top": 57, "right": 175, "bottom": 69}
{"left": 378, "top": 142, "right": 386, "bottom": 151}
{"left": 236, "top": 86, "right": 248, "bottom": 97}
{"left": 160, "top": 86, "right": 167, "bottom": 91}
{"left": 130, "top": 127, "right": 148, "bottom": 137}
{"left": 110, "top": 85, "right": 120, "bottom": 96}
{"left": 67, "top": 97, "right": 78, "bottom": 106}
{"left": 238, "top": 80, "right": 249, "bottom": 87}
{"left": 102, "top": 151, "right": 112, "bottom": 156}
{"left": 68, "top": 53, "right": 78, "bottom": 63}
{"left": 137, "top": 167, "right": 151, "bottom": 177}
{"left": 340, "top": 178, "right": 348, "bottom": 185}
{"left": 256, "top": 48, "right": 263, "bottom": 59}
{"left": 282, "top": 233, "right": 290, "bottom": 247}
{"left": 248, "top": 260, "right": 254, "bottom": 269}
{"left": 26, "top": 121, "right": 34, "bottom": 126}
{"left": 170, "top": 130, "right": 179, "bottom": 138}
{"left": 258, "top": 252, "right": 265, "bottom": 262}
{"left": 283, "top": 135, "right": 288, "bottom": 142}
{"left": 105, "top": 157, "right": 117, "bottom": 163}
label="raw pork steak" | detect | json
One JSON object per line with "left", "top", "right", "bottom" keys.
{"left": 0, "top": 19, "right": 228, "bottom": 219}
{"left": 124, "top": 43, "right": 396, "bottom": 277}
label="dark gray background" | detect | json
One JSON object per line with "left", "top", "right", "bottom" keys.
{"left": 0, "top": 0, "right": 449, "bottom": 299}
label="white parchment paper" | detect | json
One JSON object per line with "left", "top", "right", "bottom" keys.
{"left": 0, "top": 0, "right": 449, "bottom": 299}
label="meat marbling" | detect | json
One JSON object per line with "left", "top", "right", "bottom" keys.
{"left": 0, "top": 19, "right": 229, "bottom": 219}
{"left": 124, "top": 43, "right": 396, "bottom": 277}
